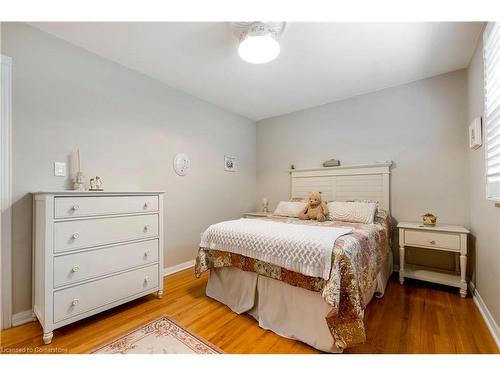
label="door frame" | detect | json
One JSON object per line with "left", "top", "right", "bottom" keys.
{"left": 1, "top": 53, "right": 13, "bottom": 329}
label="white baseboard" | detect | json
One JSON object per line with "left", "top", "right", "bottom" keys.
{"left": 163, "top": 259, "right": 195, "bottom": 277}
{"left": 469, "top": 282, "right": 500, "bottom": 350}
{"left": 12, "top": 309, "right": 35, "bottom": 327}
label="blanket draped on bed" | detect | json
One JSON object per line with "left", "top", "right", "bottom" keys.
{"left": 195, "top": 212, "right": 390, "bottom": 351}
{"left": 200, "top": 218, "right": 353, "bottom": 280}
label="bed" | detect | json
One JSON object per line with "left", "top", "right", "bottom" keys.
{"left": 195, "top": 162, "right": 393, "bottom": 353}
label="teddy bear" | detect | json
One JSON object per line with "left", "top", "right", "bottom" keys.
{"left": 298, "top": 191, "right": 329, "bottom": 222}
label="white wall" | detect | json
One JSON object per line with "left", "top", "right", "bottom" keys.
{"left": 257, "top": 70, "right": 470, "bottom": 268}
{"left": 0, "top": 21, "right": 3, "bottom": 329}
{"left": 1, "top": 23, "right": 257, "bottom": 315}
{"left": 466, "top": 35, "right": 500, "bottom": 329}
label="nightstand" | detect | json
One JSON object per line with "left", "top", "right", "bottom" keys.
{"left": 243, "top": 212, "right": 270, "bottom": 218}
{"left": 397, "top": 222, "right": 470, "bottom": 298}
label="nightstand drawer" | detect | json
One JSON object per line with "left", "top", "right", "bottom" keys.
{"left": 404, "top": 229, "right": 460, "bottom": 250}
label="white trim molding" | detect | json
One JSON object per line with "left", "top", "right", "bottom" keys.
{"left": 163, "top": 259, "right": 195, "bottom": 277}
{"left": 469, "top": 282, "right": 500, "bottom": 350}
{"left": 12, "top": 310, "right": 36, "bottom": 327}
{"left": 1, "top": 54, "right": 13, "bottom": 329}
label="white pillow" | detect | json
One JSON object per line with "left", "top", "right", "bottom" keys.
{"left": 327, "top": 201, "right": 377, "bottom": 224}
{"left": 273, "top": 201, "right": 307, "bottom": 218}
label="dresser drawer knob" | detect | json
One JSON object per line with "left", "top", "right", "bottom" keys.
{"left": 143, "top": 202, "right": 148, "bottom": 209}
{"left": 71, "top": 205, "right": 79, "bottom": 211}
{"left": 72, "top": 265, "right": 80, "bottom": 272}
{"left": 144, "top": 276, "right": 150, "bottom": 285}
{"left": 72, "top": 299, "right": 79, "bottom": 306}
{"left": 71, "top": 233, "right": 80, "bottom": 240}
{"left": 144, "top": 225, "right": 150, "bottom": 232}
{"left": 428, "top": 239, "right": 436, "bottom": 245}
{"left": 144, "top": 250, "right": 150, "bottom": 258}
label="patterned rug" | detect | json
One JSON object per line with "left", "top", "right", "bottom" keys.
{"left": 92, "top": 316, "right": 223, "bottom": 354}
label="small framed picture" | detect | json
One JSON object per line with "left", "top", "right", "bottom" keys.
{"left": 224, "top": 155, "right": 237, "bottom": 172}
{"left": 469, "top": 117, "right": 482, "bottom": 150}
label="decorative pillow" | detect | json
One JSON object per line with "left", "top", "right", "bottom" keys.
{"left": 327, "top": 201, "right": 377, "bottom": 224}
{"left": 273, "top": 201, "right": 307, "bottom": 218}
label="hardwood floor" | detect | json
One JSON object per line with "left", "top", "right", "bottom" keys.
{"left": 1, "top": 268, "right": 498, "bottom": 354}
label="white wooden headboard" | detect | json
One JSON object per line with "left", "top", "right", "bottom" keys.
{"left": 289, "top": 162, "right": 393, "bottom": 211}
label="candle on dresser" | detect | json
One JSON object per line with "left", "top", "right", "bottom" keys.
{"left": 77, "top": 148, "right": 81, "bottom": 172}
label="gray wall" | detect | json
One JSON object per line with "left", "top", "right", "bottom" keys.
{"left": 467, "top": 35, "right": 500, "bottom": 328}
{"left": 257, "top": 70, "right": 470, "bottom": 269}
{"left": 1, "top": 23, "right": 257, "bottom": 315}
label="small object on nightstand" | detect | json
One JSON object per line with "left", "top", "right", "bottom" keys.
{"left": 422, "top": 212, "right": 437, "bottom": 226}
{"left": 397, "top": 222, "right": 469, "bottom": 298}
{"left": 243, "top": 212, "right": 270, "bottom": 219}
{"left": 262, "top": 197, "right": 269, "bottom": 213}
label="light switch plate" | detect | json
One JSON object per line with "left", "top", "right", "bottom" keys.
{"left": 54, "top": 162, "right": 66, "bottom": 177}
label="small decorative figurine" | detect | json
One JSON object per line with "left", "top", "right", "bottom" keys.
{"left": 323, "top": 158, "right": 340, "bottom": 167}
{"left": 422, "top": 213, "right": 437, "bottom": 226}
{"left": 89, "top": 176, "right": 103, "bottom": 191}
{"left": 95, "top": 176, "right": 103, "bottom": 190}
{"left": 262, "top": 197, "right": 269, "bottom": 213}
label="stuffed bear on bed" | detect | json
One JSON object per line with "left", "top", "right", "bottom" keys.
{"left": 298, "top": 191, "right": 329, "bottom": 222}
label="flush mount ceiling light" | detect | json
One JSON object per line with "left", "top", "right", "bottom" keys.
{"left": 233, "top": 22, "right": 286, "bottom": 64}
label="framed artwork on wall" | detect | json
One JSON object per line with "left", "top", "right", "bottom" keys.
{"left": 224, "top": 155, "right": 237, "bottom": 172}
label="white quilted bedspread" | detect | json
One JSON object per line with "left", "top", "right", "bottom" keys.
{"left": 199, "top": 218, "right": 353, "bottom": 280}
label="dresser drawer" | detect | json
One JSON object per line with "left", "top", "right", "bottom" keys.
{"left": 54, "top": 214, "right": 158, "bottom": 253}
{"left": 55, "top": 195, "right": 159, "bottom": 218}
{"left": 53, "top": 264, "right": 158, "bottom": 323}
{"left": 53, "top": 239, "right": 159, "bottom": 287}
{"left": 404, "top": 229, "right": 460, "bottom": 251}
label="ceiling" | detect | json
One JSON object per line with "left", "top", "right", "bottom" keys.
{"left": 29, "top": 22, "right": 483, "bottom": 121}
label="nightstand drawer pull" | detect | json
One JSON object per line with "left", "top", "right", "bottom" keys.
{"left": 428, "top": 239, "right": 436, "bottom": 245}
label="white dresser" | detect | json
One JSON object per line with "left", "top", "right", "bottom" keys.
{"left": 32, "top": 191, "right": 164, "bottom": 344}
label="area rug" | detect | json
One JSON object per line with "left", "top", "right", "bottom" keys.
{"left": 92, "top": 316, "right": 223, "bottom": 354}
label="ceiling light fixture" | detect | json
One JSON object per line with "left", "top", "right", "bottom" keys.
{"left": 234, "top": 22, "right": 286, "bottom": 64}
